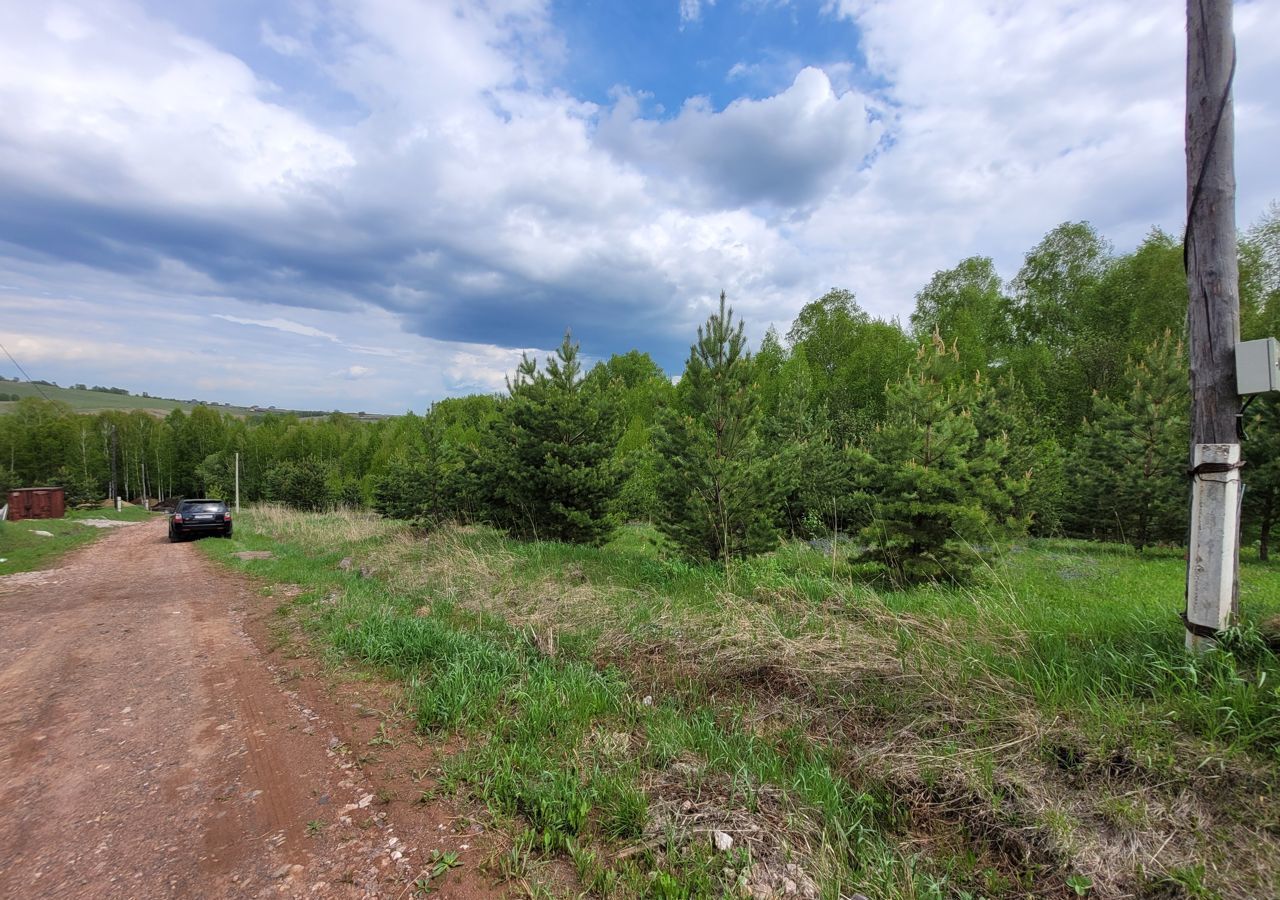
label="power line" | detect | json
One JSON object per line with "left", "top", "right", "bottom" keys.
{"left": 0, "top": 340, "right": 54, "bottom": 402}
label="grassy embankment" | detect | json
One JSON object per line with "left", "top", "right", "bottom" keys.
{"left": 0, "top": 380, "right": 387, "bottom": 419}
{"left": 0, "top": 504, "right": 154, "bottom": 575}
{"left": 202, "top": 506, "right": 1280, "bottom": 899}
{"left": 0, "top": 380, "right": 218, "bottom": 415}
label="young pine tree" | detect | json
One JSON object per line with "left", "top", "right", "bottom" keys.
{"left": 1065, "top": 330, "right": 1189, "bottom": 548}
{"left": 859, "top": 334, "right": 1025, "bottom": 585}
{"left": 655, "top": 292, "right": 777, "bottom": 563}
{"left": 484, "top": 332, "right": 621, "bottom": 545}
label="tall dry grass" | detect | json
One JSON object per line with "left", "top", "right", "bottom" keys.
{"left": 247, "top": 502, "right": 400, "bottom": 546}
{"left": 347, "top": 522, "right": 1279, "bottom": 899}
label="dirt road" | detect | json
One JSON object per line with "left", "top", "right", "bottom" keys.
{"left": 0, "top": 519, "right": 492, "bottom": 899}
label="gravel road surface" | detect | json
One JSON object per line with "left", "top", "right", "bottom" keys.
{"left": 0, "top": 518, "right": 493, "bottom": 899}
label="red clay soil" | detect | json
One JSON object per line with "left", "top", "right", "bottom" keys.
{"left": 0, "top": 519, "right": 502, "bottom": 899}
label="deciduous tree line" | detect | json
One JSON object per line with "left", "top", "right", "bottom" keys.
{"left": 3, "top": 208, "right": 1279, "bottom": 578}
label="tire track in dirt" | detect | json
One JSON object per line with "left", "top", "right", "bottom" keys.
{"left": 0, "top": 518, "right": 499, "bottom": 899}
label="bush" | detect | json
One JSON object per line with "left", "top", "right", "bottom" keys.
{"left": 264, "top": 457, "right": 333, "bottom": 510}
{"left": 373, "top": 453, "right": 445, "bottom": 523}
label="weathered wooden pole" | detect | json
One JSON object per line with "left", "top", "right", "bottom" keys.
{"left": 1184, "top": 0, "right": 1242, "bottom": 650}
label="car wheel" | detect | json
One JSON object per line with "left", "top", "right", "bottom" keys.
{"left": 168, "top": 528, "right": 179, "bottom": 543}
{"left": 223, "top": 527, "right": 233, "bottom": 538}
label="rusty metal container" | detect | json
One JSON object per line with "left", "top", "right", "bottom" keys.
{"left": 6, "top": 487, "right": 66, "bottom": 521}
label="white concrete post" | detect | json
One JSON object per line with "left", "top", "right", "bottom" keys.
{"left": 1185, "top": 442, "right": 1242, "bottom": 650}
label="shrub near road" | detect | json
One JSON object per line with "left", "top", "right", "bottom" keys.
{"left": 204, "top": 505, "right": 1280, "bottom": 899}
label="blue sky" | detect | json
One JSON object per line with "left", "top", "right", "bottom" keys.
{"left": 1, "top": 0, "right": 1278, "bottom": 413}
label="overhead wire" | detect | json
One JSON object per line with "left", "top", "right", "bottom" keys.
{"left": 0, "top": 339, "right": 54, "bottom": 403}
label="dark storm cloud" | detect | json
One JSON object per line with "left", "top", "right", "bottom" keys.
{"left": 0, "top": 180, "right": 412, "bottom": 312}
{"left": 397, "top": 250, "right": 693, "bottom": 371}
{"left": 0, "top": 176, "right": 693, "bottom": 369}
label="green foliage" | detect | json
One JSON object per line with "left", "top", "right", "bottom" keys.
{"left": 1243, "top": 395, "right": 1280, "bottom": 561}
{"left": 974, "top": 374, "right": 1066, "bottom": 537}
{"left": 484, "top": 332, "right": 621, "bottom": 544}
{"left": 1241, "top": 201, "right": 1280, "bottom": 341}
{"left": 859, "top": 335, "right": 1027, "bottom": 584}
{"left": 910, "top": 256, "right": 1009, "bottom": 367}
{"left": 373, "top": 451, "right": 444, "bottom": 523}
{"left": 655, "top": 292, "right": 777, "bottom": 563}
{"left": 787, "top": 288, "right": 913, "bottom": 442}
{"left": 756, "top": 344, "right": 846, "bottom": 537}
{"left": 195, "top": 450, "right": 236, "bottom": 499}
{"left": 264, "top": 456, "right": 334, "bottom": 510}
{"left": 51, "top": 466, "right": 100, "bottom": 505}
{"left": 582, "top": 350, "right": 671, "bottom": 523}
{"left": 1006, "top": 221, "right": 1111, "bottom": 349}
{"left": 1002, "top": 222, "right": 1114, "bottom": 432}
{"left": 1064, "top": 332, "right": 1188, "bottom": 548}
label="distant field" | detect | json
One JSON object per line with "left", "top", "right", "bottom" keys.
{"left": 0, "top": 380, "right": 386, "bottom": 419}
{"left": 0, "top": 381, "right": 247, "bottom": 415}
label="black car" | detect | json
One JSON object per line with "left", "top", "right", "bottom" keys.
{"left": 169, "top": 498, "right": 233, "bottom": 541}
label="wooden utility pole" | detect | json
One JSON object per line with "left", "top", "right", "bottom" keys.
{"left": 109, "top": 424, "right": 118, "bottom": 507}
{"left": 1184, "top": 0, "right": 1242, "bottom": 650}
{"left": 234, "top": 451, "right": 240, "bottom": 513}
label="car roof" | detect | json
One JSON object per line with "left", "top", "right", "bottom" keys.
{"left": 180, "top": 498, "right": 225, "bottom": 504}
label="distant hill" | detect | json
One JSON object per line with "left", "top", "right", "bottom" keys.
{"left": 0, "top": 379, "right": 389, "bottom": 421}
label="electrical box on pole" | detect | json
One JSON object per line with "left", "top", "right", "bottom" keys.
{"left": 1235, "top": 338, "right": 1280, "bottom": 395}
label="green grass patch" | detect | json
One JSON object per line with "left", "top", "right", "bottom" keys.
{"left": 0, "top": 504, "right": 155, "bottom": 575}
{"left": 201, "top": 509, "right": 1280, "bottom": 899}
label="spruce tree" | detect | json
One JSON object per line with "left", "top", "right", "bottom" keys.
{"left": 655, "top": 292, "right": 777, "bottom": 563}
{"left": 859, "top": 334, "right": 1023, "bottom": 585}
{"left": 1065, "top": 331, "right": 1188, "bottom": 548}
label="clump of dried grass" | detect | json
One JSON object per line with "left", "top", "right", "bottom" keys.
{"left": 249, "top": 502, "right": 397, "bottom": 546}
{"left": 634, "top": 763, "right": 827, "bottom": 900}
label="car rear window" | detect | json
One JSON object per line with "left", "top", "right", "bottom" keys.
{"left": 181, "top": 502, "right": 225, "bottom": 513}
